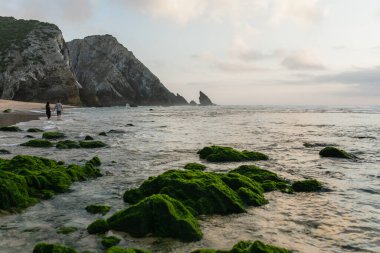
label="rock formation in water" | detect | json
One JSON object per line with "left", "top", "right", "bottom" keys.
{"left": 0, "top": 17, "right": 81, "bottom": 104}
{"left": 67, "top": 35, "right": 188, "bottom": 106}
{"left": 189, "top": 100, "right": 197, "bottom": 106}
{"left": 199, "top": 91, "right": 214, "bottom": 106}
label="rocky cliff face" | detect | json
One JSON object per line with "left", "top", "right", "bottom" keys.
{"left": 67, "top": 35, "right": 187, "bottom": 106}
{"left": 0, "top": 17, "right": 81, "bottom": 105}
{"left": 199, "top": 91, "right": 214, "bottom": 106}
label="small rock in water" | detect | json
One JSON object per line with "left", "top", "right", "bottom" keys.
{"left": 99, "top": 132, "right": 107, "bottom": 136}
{"left": 126, "top": 123, "right": 134, "bottom": 127}
{"left": 84, "top": 135, "right": 94, "bottom": 140}
{"left": 108, "top": 129, "right": 126, "bottom": 133}
{"left": 0, "top": 149, "right": 11, "bottom": 154}
{"left": 24, "top": 135, "right": 35, "bottom": 139}
{"left": 319, "top": 146, "right": 354, "bottom": 159}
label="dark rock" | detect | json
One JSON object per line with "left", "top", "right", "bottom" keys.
{"left": 108, "top": 129, "right": 126, "bottom": 133}
{"left": 199, "top": 91, "right": 214, "bottom": 106}
{"left": 27, "top": 128, "right": 44, "bottom": 132}
{"left": 33, "top": 243, "right": 77, "bottom": 253}
{"left": 0, "top": 149, "right": 11, "bottom": 154}
{"left": 319, "top": 146, "right": 353, "bottom": 159}
{"left": 79, "top": 140, "right": 107, "bottom": 148}
{"left": 84, "top": 135, "right": 94, "bottom": 140}
{"left": 0, "top": 126, "right": 22, "bottom": 132}
{"left": 3, "top": 109, "right": 11, "bottom": 113}
{"left": 87, "top": 219, "right": 109, "bottom": 234}
{"left": 42, "top": 131, "right": 65, "bottom": 139}
{"left": 189, "top": 100, "right": 197, "bottom": 106}
{"left": 20, "top": 139, "right": 53, "bottom": 147}
{"left": 99, "top": 132, "right": 107, "bottom": 136}
{"left": 198, "top": 146, "right": 268, "bottom": 162}
{"left": 190, "top": 240, "right": 291, "bottom": 253}
{"left": 24, "top": 135, "right": 35, "bottom": 138}
{"left": 126, "top": 124, "right": 134, "bottom": 127}
{"left": 85, "top": 204, "right": 111, "bottom": 215}
{"left": 56, "top": 140, "right": 80, "bottom": 149}
{"left": 101, "top": 236, "right": 121, "bottom": 249}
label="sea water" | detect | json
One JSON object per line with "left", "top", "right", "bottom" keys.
{"left": 0, "top": 105, "right": 379, "bottom": 253}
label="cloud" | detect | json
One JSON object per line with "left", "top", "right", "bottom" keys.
{"left": 281, "top": 49, "right": 325, "bottom": 70}
{"left": 316, "top": 66, "right": 380, "bottom": 85}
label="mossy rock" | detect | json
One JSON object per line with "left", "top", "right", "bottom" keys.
{"left": 230, "top": 165, "right": 285, "bottom": 184}
{"left": 86, "top": 156, "right": 102, "bottom": 167}
{"left": 107, "top": 247, "right": 151, "bottom": 253}
{"left": 79, "top": 141, "right": 107, "bottom": 148}
{"left": 85, "top": 135, "right": 94, "bottom": 140}
{"left": 319, "top": 146, "right": 353, "bottom": 159}
{"left": 123, "top": 170, "right": 246, "bottom": 215}
{"left": 86, "top": 204, "right": 111, "bottom": 215}
{"left": 3, "top": 109, "right": 11, "bottom": 113}
{"left": 237, "top": 187, "right": 268, "bottom": 206}
{"left": 0, "top": 155, "right": 101, "bottom": 211}
{"left": 0, "top": 126, "right": 22, "bottom": 132}
{"left": 292, "top": 179, "right": 322, "bottom": 192}
{"left": 42, "top": 131, "right": 65, "bottom": 139}
{"left": 56, "top": 140, "right": 80, "bottom": 149}
{"left": 87, "top": 219, "right": 109, "bottom": 234}
{"left": 20, "top": 139, "right": 53, "bottom": 148}
{"left": 57, "top": 226, "right": 78, "bottom": 234}
{"left": 184, "top": 163, "right": 207, "bottom": 171}
{"left": 198, "top": 146, "right": 268, "bottom": 162}
{"left": 33, "top": 243, "right": 77, "bottom": 253}
{"left": 0, "top": 149, "right": 11, "bottom": 154}
{"left": 99, "top": 132, "right": 107, "bottom": 136}
{"left": 107, "top": 194, "right": 202, "bottom": 242}
{"left": 27, "top": 128, "right": 44, "bottom": 133}
{"left": 101, "top": 236, "right": 121, "bottom": 248}
{"left": 24, "top": 135, "right": 35, "bottom": 138}
{"left": 191, "top": 240, "right": 291, "bottom": 253}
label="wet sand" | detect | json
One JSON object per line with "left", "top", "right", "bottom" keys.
{"left": 0, "top": 99, "right": 45, "bottom": 127}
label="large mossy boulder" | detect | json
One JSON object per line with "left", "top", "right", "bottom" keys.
{"left": 123, "top": 170, "right": 248, "bottom": 215}
{"left": 198, "top": 146, "right": 268, "bottom": 162}
{"left": 184, "top": 163, "right": 207, "bottom": 171}
{"left": 0, "top": 126, "right": 22, "bottom": 132}
{"left": 33, "top": 243, "right": 77, "bottom": 253}
{"left": 291, "top": 179, "right": 322, "bottom": 192}
{"left": 0, "top": 155, "right": 102, "bottom": 211}
{"left": 107, "top": 247, "right": 151, "bottom": 253}
{"left": 191, "top": 240, "right": 291, "bottom": 253}
{"left": 20, "top": 139, "right": 53, "bottom": 148}
{"left": 107, "top": 194, "right": 202, "bottom": 242}
{"left": 42, "top": 131, "right": 66, "bottom": 139}
{"left": 319, "top": 146, "right": 353, "bottom": 159}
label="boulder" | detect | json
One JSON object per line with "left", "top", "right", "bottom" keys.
{"left": 198, "top": 146, "right": 268, "bottom": 162}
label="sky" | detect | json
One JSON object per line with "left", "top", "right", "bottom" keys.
{"left": 1, "top": 0, "right": 380, "bottom": 105}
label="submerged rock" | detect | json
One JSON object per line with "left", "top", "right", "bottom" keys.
{"left": 291, "top": 179, "right": 322, "bottom": 192}
{"left": 101, "top": 236, "right": 121, "bottom": 249}
{"left": 56, "top": 140, "right": 81, "bottom": 149}
{"left": 86, "top": 204, "right": 111, "bottom": 215}
{"left": 79, "top": 140, "right": 107, "bottom": 148}
{"left": 87, "top": 219, "right": 109, "bottom": 234}
{"left": 198, "top": 146, "right": 268, "bottom": 162}
{"left": 107, "top": 194, "right": 202, "bottom": 241}
{"left": 199, "top": 91, "right": 214, "bottom": 106}
{"left": 84, "top": 135, "right": 94, "bottom": 140}
{"left": 107, "top": 247, "right": 151, "bottom": 253}
{"left": 20, "top": 139, "right": 53, "bottom": 148}
{"left": 33, "top": 243, "right": 77, "bottom": 253}
{"left": 24, "top": 135, "right": 35, "bottom": 138}
{"left": 319, "top": 146, "right": 353, "bottom": 159}
{"left": 191, "top": 240, "right": 291, "bottom": 253}
{"left": 27, "top": 128, "right": 44, "bottom": 133}
{"left": 184, "top": 163, "right": 207, "bottom": 171}
{"left": 0, "top": 149, "right": 11, "bottom": 154}
{"left": 3, "top": 109, "right": 11, "bottom": 113}
{"left": 0, "top": 126, "right": 22, "bottom": 132}
{"left": 42, "top": 131, "right": 65, "bottom": 139}
{"left": 57, "top": 226, "right": 78, "bottom": 234}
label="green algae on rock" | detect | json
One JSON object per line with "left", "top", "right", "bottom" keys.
{"left": 86, "top": 204, "right": 111, "bottom": 215}
{"left": 27, "top": 128, "right": 44, "bottom": 132}
{"left": 56, "top": 140, "right": 81, "bottom": 149}
{"left": 57, "top": 226, "right": 78, "bottom": 234}
{"left": 0, "top": 125, "right": 22, "bottom": 132}
{"left": 123, "top": 170, "right": 247, "bottom": 215}
{"left": 20, "top": 139, "right": 54, "bottom": 148}
{"left": 107, "top": 247, "right": 151, "bottom": 253}
{"left": 198, "top": 145, "right": 268, "bottom": 162}
{"left": 0, "top": 155, "right": 102, "bottom": 211}
{"left": 319, "top": 146, "right": 353, "bottom": 159}
{"left": 79, "top": 140, "right": 107, "bottom": 148}
{"left": 101, "top": 236, "right": 121, "bottom": 248}
{"left": 184, "top": 163, "right": 207, "bottom": 171}
{"left": 292, "top": 179, "right": 322, "bottom": 192}
{"left": 107, "top": 194, "right": 202, "bottom": 242}
{"left": 33, "top": 243, "right": 77, "bottom": 253}
{"left": 191, "top": 240, "right": 291, "bottom": 253}
{"left": 42, "top": 131, "right": 66, "bottom": 139}
{"left": 87, "top": 219, "right": 109, "bottom": 234}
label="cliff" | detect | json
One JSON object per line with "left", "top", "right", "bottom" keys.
{"left": 67, "top": 35, "right": 187, "bottom": 106}
{"left": 199, "top": 91, "right": 214, "bottom": 106}
{"left": 0, "top": 17, "right": 81, "bottom": 105}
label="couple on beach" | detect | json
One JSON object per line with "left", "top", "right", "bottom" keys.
{"left": 46, "top": 100, "right": 63, "bottom": 120}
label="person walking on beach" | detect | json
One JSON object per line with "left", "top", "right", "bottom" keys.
{"left": 54, "top": 99, "right": 63, "bottom": 119}
{"left": 45, "top": 102, "right": 51, "bottom": 119}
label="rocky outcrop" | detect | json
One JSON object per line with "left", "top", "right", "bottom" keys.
{"left": 199, "top": 91, "right": 214, "bottom": 106}
{"left": 67, "top": 35, "right": 188, "bottom": 106}
{"left": 189, "top": 100, "right": 197, "bottom": 106}
{"left": 0, "top": 17, "right": 81, "bottom": 105}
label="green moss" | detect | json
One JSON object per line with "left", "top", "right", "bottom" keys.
{"left": 107, "top": 247, "right": 151, "bottom": 253}
{"left": 123, "top": 170, "right": 245, "bottom": 215}
{"left": 85, "top": 204, "right": 111, "bottom": 215}
{"left": 0, "top": 155, "right": 101, "bottom": 211}
{"left": 237, "top": 187, "right": 268, "bottom": 206}
{"left": 184, "top": 163, "right": 207, "bottom": 171}
{"left": 42, "top": 131, "right": 66, "bottom": 139}
{"left": 56, "top": 140, "right": 80, "bottom": 149}
{"left": 86, "top": 156, "right": 101, "bottom": 166}
{"left": 101, "top": 236, "right": 121, "bottom": 248}
{"left": 27, "top": 128, "right": 44, "bottom": 132}
{"left": 0, "top": 126, "right": 22, "bottom": 132}
{"left": 20, "top": 139, "right": 53, "bottom": 147}
{"left": 291, "top": 179, "right": 322, "bottom": 192}
{"left": 3, "top": 109, "right": 11, "bottom": 113}
{"left": 197, "top": 146, "right": 268, "bottom": 162}
{"left": 57, "top": 226, "right": 78, "bottom": 234}
{"left": 319, "top": 146, "right": 352, "bottom": 159}
{"left": 87, "top": 219, "right": 109, "bottom": 234}
{"left": 191, "top": 240, "right": 291, "bottom": 253}
{"left": 231, "top": 165, "right": 284, "bottom": 184}
{"left": 33, "top": 243, "right": 77, "bottom": 253}
{"left": 84, "top": 135, "right": 94, "bottom": 140}
{"left": 79, "top": 141, "right": 107, "bottom": 148}
{"left": 108, "top": 194, "right": 202, "bottom": 241}
{"left": 0, "top": 149, "right": 11, "bottom": 154}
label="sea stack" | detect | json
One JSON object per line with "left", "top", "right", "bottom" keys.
{"left": 0, "top": 17, "right": 81, "bottom": 105}
{"left": 199, "top": 91, "right": 214, "bottom": 106}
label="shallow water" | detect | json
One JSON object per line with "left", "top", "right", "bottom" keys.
{"left": 0, "top": 105, "right": 379, "bottom": 253}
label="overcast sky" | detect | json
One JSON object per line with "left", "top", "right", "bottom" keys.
{"left": 1, "top": 0, "right": 380, "bottom": 105}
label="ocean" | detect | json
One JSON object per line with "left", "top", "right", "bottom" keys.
{"left": 0, "top": 105, "right": 379, "bottom": 253}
